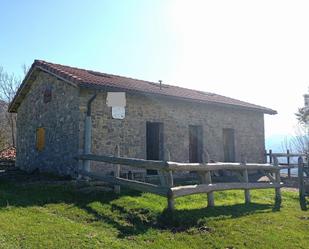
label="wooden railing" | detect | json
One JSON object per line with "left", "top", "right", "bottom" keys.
{"left": 265, "top": 149, "right": 306, "bottom": 178}
{"left": 265, "top": 152, "right": 309, "bottom": 210}
{"left": 78, "top": 150, "right": 284, "bottom": 211}
{"left": 297, "top": 156, "right": 309, "bottom": 210}
{"left": 0, "top": 159, "right": 15, "bottom": 167}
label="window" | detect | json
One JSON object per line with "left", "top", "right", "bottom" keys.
{"left": 189, "top": 125, "right": 203, "bottom": 163}
{"left": 146, "top": 122, "right": 164, "bottom": 175}
{"left": 223, "top": 128, "right": 235, "bottom": 162}
{"left": 43, "top": 86, "right": 52, "bottom": 103}
{"left": 36, "top": 128, "right": 45, "bottom": 151}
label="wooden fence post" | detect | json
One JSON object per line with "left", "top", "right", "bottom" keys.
{"left": 163, "top": 148, "right": 174, "bottom": 211}
{"left": 241, "top": 158, "right": 251, "bottom": 204}
{"left": 298, "top": 156, "right": 306, "bottom": 210}
{"left": 114, "top": 145, "right": 121, "bottom": 194}
{"left": 201, "top": 149, "right": 214, "bottom": 207}
{"left": 273, "top": 156, "right": 281, "bottom": 206}
{"left": 205, "top": 171, "right": 215, "bottom": 207}
{"left": 269, "top": 149, "right": 272, "bottom": 164}
{"left": 287, "top": 149, "right": 291, "bottom": 179}
{"left": 243, "top": 168, "right": 251, "bottom": 204}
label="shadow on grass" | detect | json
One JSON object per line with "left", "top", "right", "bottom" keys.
{"left": 0, "top": 172, "right": 279, "bottom": 238}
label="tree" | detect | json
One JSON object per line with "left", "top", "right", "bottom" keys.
{"left": 293, "top": 95, "right": 309, "bottom": 153}
{"left": 0, "top": 65, "right": 28, "bottom": 147}
{"left": 296, "top": 107, "right": 309, "bottom": 125}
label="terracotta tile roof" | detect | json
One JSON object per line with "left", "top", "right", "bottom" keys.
{"left": 10, "top": 60, "right": 277, "bottom": 114}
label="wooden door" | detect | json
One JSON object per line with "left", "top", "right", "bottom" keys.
{"left": 189, "top": 125, "right": 203, "bottom": 163}
{"left": 146, "top": 122, "right": 163, "bottom": 174}
{"left": 223, "top": 128, "right": 235, "bottom": 162}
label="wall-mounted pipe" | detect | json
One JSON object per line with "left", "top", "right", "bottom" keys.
{"left": 87, "top": 93, "right": 97, "bottom": 116}
{"left": 83, "top": 93, "right": 97, "bottom": 172}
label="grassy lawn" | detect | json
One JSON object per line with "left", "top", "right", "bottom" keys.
{"left": 0, "top": 175, "right": 308, "bottom": 249}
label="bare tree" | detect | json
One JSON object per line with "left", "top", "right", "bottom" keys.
{"left": 289, "top": 125, "right": 309, "bottom": 153}
{"left": 296, "top": 107, "right": 308, "bottom": 124}
{"left": 0, "top": 65, "right": 28, "bottom": 147}
{"left": 292, "top": 95, "right": 309, "bottom": 153}
{"left": 0, "top": 100, "right": 9, "bottom": 149}
{"left": 280, "top": 136, "right": 293, "bottom": 152}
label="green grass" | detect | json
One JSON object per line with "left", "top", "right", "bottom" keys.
{"left": 0, "top": 176, "right": 308, "bottom": 249}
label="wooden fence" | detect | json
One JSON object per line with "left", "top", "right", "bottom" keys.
{"left": 265, "top": 149, "right": 304, "bottom": 178}
{"left": 297, "top": 156, "right": 309, "bottom": 210}
{"left": 0, "top": 159, "right": 15, "bottom": 167}
{"left": 265, "top": 151, "right": 309, "bottom": 210}
{"left": 78, "top": 149, "right": 283, "bottom": 211}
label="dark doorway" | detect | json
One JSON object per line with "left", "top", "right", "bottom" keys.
{"left": 146, "top": 122, "right": 164, "bottom": 175}
{"left": 223, "top": 128, "right": 235, "bottom": 162}
{"left": 189, "top": 125, "right": 203, "bottom": 163}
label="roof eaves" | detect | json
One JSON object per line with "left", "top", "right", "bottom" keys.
{"left": 8, "top": 63, "right": 79, "bottom": 113}
{"left": 78, "top": 83, "right": 277, "bottom": 115}
{"left": 36, "top": 66, "right": 80, "bottom": 88}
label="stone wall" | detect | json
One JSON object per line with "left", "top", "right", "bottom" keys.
{"left": 16, "top": 70, "right": 80, "bottom": 176}
{"left": 15, "top": 71, "right": 266, "bottom": 178}
{"left": 79, "top": 90, "right": 266, "bottom": 175}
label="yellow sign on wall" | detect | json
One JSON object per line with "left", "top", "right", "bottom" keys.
{"left": 36, "top": 128, "right": 45, "bottom": 151}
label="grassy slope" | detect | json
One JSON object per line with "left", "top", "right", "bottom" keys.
{"left": 0, "top": 178, "right": 308, "bottom": 249}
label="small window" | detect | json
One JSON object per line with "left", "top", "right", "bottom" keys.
{"left": 43, "top": 86, "right": 52, "bottom": 103}
{"left": 223, "top": 128, "right": 235, "bottom": 162}
{"left": 189, "top": 125, "right": 203, "bottom": 163}
{"left": 36, "top": 128, "right": 45, "bottom": 151}
{"left": 146, "top": 122, "right": 164, "bottom": 175}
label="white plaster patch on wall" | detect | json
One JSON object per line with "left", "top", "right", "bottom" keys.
{"left": 112, "top": 106, "right": 125, "bottom": 119}
{"left": 106, "top": 92, "right": 126, "bottom": 107}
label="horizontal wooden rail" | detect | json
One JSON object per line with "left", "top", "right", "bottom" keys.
{"left": 0, "top": 160, "right": 15, "bottom": 163}
{"left": 79, "top": 154, "right": 167, "bottom": 171}
{"left": 278, "top": 164, "right": 298, "bottom": 169}
{"left": 270, "top": 153, "right": 306, "bottom": 157}
{"left": 80, "top": 170, "right": 169, "bottom": 196}
{"left": 79, "top": 154, "right": 281, "bottom": 172}
{"left": 171, "top": 182, "right": 283, "bottom": 198}
{"left": 166, "top": 162, "right": 280, "bottom": 172}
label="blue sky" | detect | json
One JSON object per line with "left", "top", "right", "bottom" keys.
{"left": 1, "top": 1, "right": 177, "bottom": 78}
{"left": 1, "top": 0, "right": 309, "bottom": 138}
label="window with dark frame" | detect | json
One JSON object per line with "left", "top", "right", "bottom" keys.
{"left": 146, "top": 122, "right": 164, "bottom": 175}
{"left": 43, "top": 86, "right": 52, "bottom": 103}
{"left": 189, "top": 125, "right": 203, "bottom": 163}
{"left": 223, "top": 128, "right": 235, "bottom": 162}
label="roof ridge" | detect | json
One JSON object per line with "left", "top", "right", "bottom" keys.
{"left": 35, "top": 60, "right": 85, "bottom": 82}
{"left": 9, "top": 59, "right": 276, "bottom": 115}
{"left": 35, "top": 59, "right": 182, "bottom": 89}
{"left": 36, "top": 60, "right": 226, "bottom": 98}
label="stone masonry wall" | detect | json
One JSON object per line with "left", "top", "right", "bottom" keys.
{"left": 15, "top": 71, "right": 266, "bottom": 178}
{"left": 16, "top": 70, "right": 80, "bottom": 176}
{"left": 79, "top": 90, "right": 266, "bottom": 175}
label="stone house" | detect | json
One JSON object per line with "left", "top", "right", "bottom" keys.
{"left": 9, "top": 60, "right": 277, "bottom": 178}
